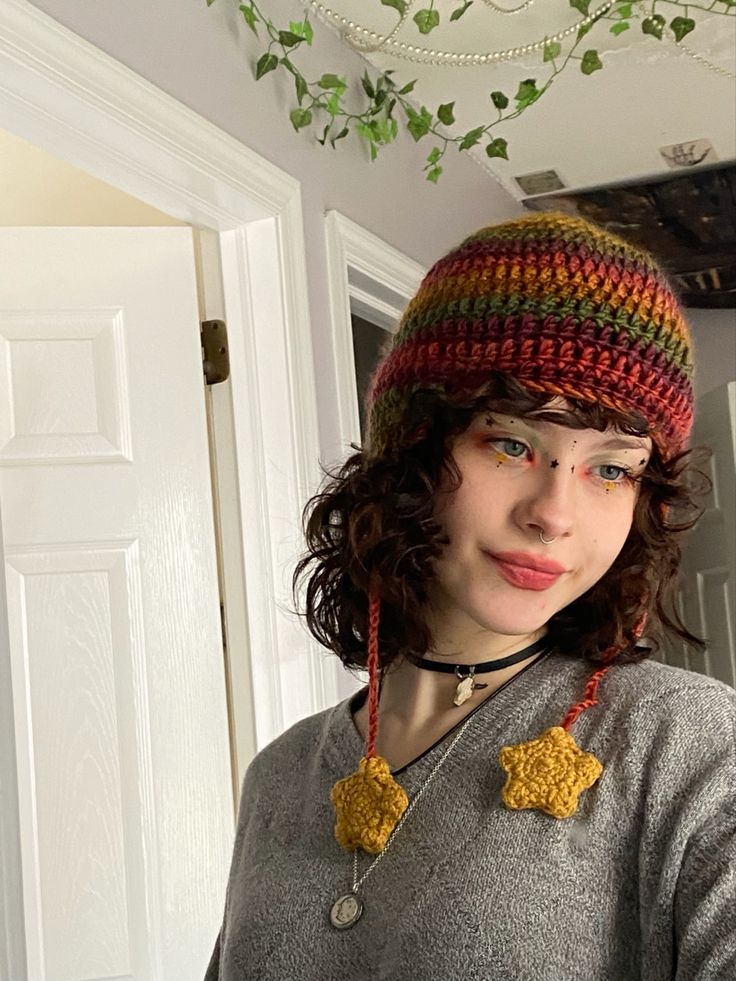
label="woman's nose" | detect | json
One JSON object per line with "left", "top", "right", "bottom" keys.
{"left": 514, "top": 465, "right": 577, "bottom": 540}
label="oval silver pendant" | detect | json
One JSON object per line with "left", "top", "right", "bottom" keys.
{"left": 330, "top": 893, "right": 363, "bottom": 929}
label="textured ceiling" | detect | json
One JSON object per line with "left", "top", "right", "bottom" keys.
{"left": 307, "top": 1, "right": 736, "bottom": 200}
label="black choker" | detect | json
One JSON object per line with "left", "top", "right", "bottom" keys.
{"left": 405, "top": 637, "right": 553, "bottom": 707}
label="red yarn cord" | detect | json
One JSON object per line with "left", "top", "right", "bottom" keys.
{"left": 365, "top": 590, "right": 381, "bottom": 759}
{"left": 560, "top": 665, "right": 611, "bottom": 730}
{"left": 561, "top": 607, "right": 649, "bottom": 731}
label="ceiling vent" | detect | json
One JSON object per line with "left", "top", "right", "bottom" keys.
{"left": 514, "top": 170, "right": 566, "bottom": 196}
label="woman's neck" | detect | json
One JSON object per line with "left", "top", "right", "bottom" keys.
{"left": 383, "top": 638, "right": 545, "bottom": 727}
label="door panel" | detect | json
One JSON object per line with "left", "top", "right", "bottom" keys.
{"left": 0, "top": 228, "right": 233, "bottom": 980}
{"left": 671, "top": 381, "right": 735, "bottom": 688}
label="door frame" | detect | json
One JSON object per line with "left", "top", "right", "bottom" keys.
{"left": 0, "top": 0, "right": 337, "bottom": 862}
{"left": 324, "top": 210, "right": 425, "bottom": 459}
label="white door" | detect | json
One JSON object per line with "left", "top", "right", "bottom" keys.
{"left": 0, "top": 228, "right": 233, "bottom": 981}
{"left": 669, "top": 381, "right": 736, "bottom": 687}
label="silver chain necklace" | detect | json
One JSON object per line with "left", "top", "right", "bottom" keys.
{"left": 329, "top": 710, "right": 478, "bottom": 929}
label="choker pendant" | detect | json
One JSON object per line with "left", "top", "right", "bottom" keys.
{"left": 453, "top": 665, "right": 488, "bottom": 707}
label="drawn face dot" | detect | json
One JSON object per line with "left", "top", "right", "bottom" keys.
{"left": 550, "top": 459, "right": 559, "bottom": 469}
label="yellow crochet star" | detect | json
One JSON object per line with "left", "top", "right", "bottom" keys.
{"left": 499, "top": 726, "right": 603, "bottom": 819}
{"left": 331, "top": 755, "right": 409, "bottom": 854}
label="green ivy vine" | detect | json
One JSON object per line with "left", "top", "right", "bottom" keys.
{"left": 206, "top": 0, "right": 735, "bottom": 182}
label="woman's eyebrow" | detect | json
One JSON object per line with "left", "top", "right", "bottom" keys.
{"left": 590, "top": 436, "right": 650, "bottom": 452}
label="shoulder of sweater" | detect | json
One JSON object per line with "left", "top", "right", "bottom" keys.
{"left": 596, "top": 655, "right": 736, "bottom": 764}
{"left": 246, "top": 700, "right": 348, "bottom": 778}
{"left": 605, "top": 654, "right": 735, "bottom": 710}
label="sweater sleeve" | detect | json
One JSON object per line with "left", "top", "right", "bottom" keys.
{"left": 637, "top": 681, "right": 736, "bottom": 981}
{"left": 673, "top": 796, "right": 736, "bottom": 980}
{"left": 202, "top": 753, "right": 263, "bottom": 981}
{"left": 203, "top": 931, "right": 221, "bottom": 981}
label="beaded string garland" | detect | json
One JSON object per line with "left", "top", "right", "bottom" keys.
{"left": 331, "top": 212, "right": 695, "bottom": 854}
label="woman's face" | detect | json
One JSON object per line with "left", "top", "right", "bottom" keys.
{"left": 426, "top": 399, "right": 653, "bottom": 649}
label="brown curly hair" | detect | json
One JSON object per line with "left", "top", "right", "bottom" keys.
{"left": 292, "top": 373, "right": 709, "bottom": 677}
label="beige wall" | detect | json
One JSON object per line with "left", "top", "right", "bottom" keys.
{"left": 0, "top": 129, "right": 183, "bottom": 225}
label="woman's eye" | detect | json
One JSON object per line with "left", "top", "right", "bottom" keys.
{"left": 490, "top": 438, "right": 529, "bottom": 459}
{"left": 595, "top": 464, "right": 630, "bottom": 482}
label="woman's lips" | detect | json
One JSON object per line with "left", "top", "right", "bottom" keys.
{"left": 486, "top": 554, "right": 563, "bottom": 591}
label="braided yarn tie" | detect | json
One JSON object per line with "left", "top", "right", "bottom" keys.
{"left": 499, "top": 610, "right": 649, "bottom": 818}
{"left": 331, "top": 591, "right": 408, "bottom": 853}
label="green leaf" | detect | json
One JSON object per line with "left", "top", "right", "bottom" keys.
{"left": 278, "top": 30, "right": 302, "bottom": 48}
{"left": 437, "top": 102, "right": 455, "bottom": 126}
{"left": 295, "top": 73, "right": 308, "bottom": 104}
{"left": 670, "top": 16, "right": 695, "bottom": 42}
{"left": 361, "top": 71, "right": 376, "bottom": 99}
{"left": 331, "top": 127, "right": 350, "bottom": 146}
{"left": 207, "top": 0, "right": 217, "bottom": 6}
{"left": 450, "top": 1, "right": 473, "bottom": 21}
{"left": 239, "top": 5, "right": 259, "bottom": 34}
{"left": 642, "top": 15, "right": 665, "bottom": 39}
{"left": 427, "top": 146, "right": 442, "bottom": 164}
{"left": 515, "top": 79, "right": 540, "bottom": 109}
{"left": 581, "top": 49, "right": 603, "bottom": 74}
{"left": 610, "top": 21, "right": 630, "bottom": 36}
{"left": 325, "top": 92, "right": 341, "bottom": 116}
{"left": 413, "top": 9, "right": 440, "bottom": 34}
{"left": 569, "top": 0, "right": 591, "bottom": 13}
{"left": 406, "top": 106, "right": 433, "bottom": 141}
{"left": 318, "top": 74, "right": 345, "bottom": 90}
{"left": 255, "top": 53, "right": 278, "bottom": 80}
{"left": 426, "top": 165, "right": 443, "bottom": 183}
{"left": 317, "top": 123, "right": 330, "bottom": 146}
{"left": 577, "top": 21, "right": 593, "bottom": 40}
{"left": 381, "top": 0, "right": 407, "bottom": 14}
{"left": 543, "top": 40, "right": 561, "bottom": 62}
{"left": 459, "top": 125, "right": 485, "bottom": 150}
{"left": 398, "top": 80, "right": 417, "bottom": 95}
{"left": 289, "top": 19, "right": 313, "bottom": 44}
{"left": 289, "top": 107, "right": 313, "bottom": 131}
{"left": 491, "top": 90, "right": 509, "bottom": 110}
{"left": 614, "top": 2, "right": 632, "bottom": 17}
{"left": 485, "top": 137, "right": 509, "bottom": 160}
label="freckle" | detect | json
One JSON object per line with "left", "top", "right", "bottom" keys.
{"left": 550, "top": 459, "right": 559, "bottom": 469}
{"left": 639, "top": 459, "right": 645, "bottom": 465}
{"left": 571, "top": 464, "right": 575, "bottom": 473}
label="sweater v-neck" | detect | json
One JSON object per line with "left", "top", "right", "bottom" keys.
{"left": 330, "top": 646, "right": 580, "bottom": 782}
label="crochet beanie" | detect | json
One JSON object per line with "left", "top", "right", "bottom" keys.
{"left": 366, "top": 211, "right": 694, "bottom": 463}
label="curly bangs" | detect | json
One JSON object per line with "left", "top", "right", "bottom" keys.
{"left": 292, "top": 372, "right": 709, "bottom": 676}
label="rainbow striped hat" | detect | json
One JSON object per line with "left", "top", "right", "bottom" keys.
{"left": 366, "top": 212, "right": 694, "bottom": 461}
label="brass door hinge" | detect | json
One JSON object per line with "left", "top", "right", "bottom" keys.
{"left": 201, "top": 319, "right": 230, "bottom": 385}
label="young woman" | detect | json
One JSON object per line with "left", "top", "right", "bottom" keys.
{"left": 205, "top": 212, "right": 735, "bottom": 980}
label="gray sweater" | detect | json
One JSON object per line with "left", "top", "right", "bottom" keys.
{"left": 204, "top": 650, "right": 736, "bottom": 981}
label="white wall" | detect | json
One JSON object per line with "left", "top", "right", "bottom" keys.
{"left": 26, "top": 0, "right": 520, "bottom": 466}
{"left": 687, "top": 307, "right": 736, "bottom": 399}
